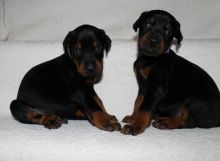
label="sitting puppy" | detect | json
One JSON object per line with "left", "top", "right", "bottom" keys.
{"left": 10, "top": 25, "right": 121, "bottom": 132}
{"left": 121, "top": 10, "right": 220, "bottom": 135}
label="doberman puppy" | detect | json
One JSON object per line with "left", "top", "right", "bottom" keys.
{"left": 10, "top": 25, "right": 121, "bottom": 132}
{"left": 121, "top": 10, "right": 220, "bottom": 135}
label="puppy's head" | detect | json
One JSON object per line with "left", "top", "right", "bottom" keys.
{"left": 133, "top": 10, "right": 183, "bottom": 57}
{"left": 63, "top": 25, "right": 111, "bottom": 83}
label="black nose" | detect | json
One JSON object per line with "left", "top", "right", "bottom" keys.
{"left": 85, "top": 63, "right": 96, "bottom": 73}
{"left": 150, "top": 38, "right": 157, "bottom": 43}
{"left": 150, "top": 38, "right": 157, "bottom": 46}
{"left": 148, "top": 32, "right": 160, "bottom": 46}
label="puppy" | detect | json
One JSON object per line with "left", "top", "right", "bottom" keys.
{"left": 121, "top": 10, "right": 220, "bottom": 135}
{"left": 10, "top": 25, "right": 121, "bottom": 131}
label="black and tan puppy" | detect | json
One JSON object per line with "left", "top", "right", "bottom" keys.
{"left": 121, "top": 10, "right": 220, "bottom": 135}
{"left": 10, "top": 25, "right": 121, "bottom": 131}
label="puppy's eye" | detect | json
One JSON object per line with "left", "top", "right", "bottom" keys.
{"left": 74, "top": 48, "right": 81, "bottom": 54}
{"left": 165, "top": 30, "right": 173, "bottom": 36}
{"left": 164, "top": 24, "right": 173, "bottom": 35}
{"left": 164, "top": 24, "right": 170, "bottom": 30}
{"left": 95, "top": 45, "right": 102, "bottom": 52}
{"left": 145, "top": 18, "right": 155, "bottom": 29}
{"left": 144, "top": 22, "right": 152, "bottom": 30}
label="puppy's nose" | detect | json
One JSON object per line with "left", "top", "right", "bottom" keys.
{"left": 150, "top": 38, "right": 157, "bottom": 43}
{"left": 85, "top": 63, "right": 96, "bottom": 73}
{"left": 150, "top": 38, "right": 157, "bottom": 45}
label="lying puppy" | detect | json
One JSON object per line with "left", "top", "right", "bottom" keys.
{"left": 121, "top": 10, "right": 220, "bottom": 135}
{"left": 10, "top": 25, "right": 121, "bottom": 132}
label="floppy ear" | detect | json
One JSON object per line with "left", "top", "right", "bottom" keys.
{"left": 100, "top": 30, "right": 111, "bottom": 55}
{"left": 63, "top": 31, "right": 74, "bottom": 58}
{"left": 172, "top": 19, "right": 183, "bottom": 45}
{"left": 133, "top": 12, "right": 148, "bottom": 32}
{"left": 104, "top": 34, "right": 111, "bottom": 54}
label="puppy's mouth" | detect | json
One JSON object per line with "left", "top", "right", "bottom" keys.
{"left": 85, "top": 73, "right": 102, "bottom": 84}
{"left": 139, "top": 46, "right": 161, "bottom": 57}
{"left": 80, "top": 69, "right": 101, "bottom": 78}
{"left": 83, "top": 72, "right": 99, "bottom": 79}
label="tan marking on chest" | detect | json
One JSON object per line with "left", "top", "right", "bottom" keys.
{"left": 140, "top": 66, "right": 151, "bottom": 79}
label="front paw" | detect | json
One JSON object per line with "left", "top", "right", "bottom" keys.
{"left": 122, "top": 115, "right": 134, "bottom": 123}
{"left": 91, "top": 112, "right": 121, "bottom": 132}
{"left": 107, "top": 114, "right": 118, "bottom": 123}
{"left": 121, "top": 112, "right": 152, "bottom": 136}
{"left": 121, "top": 124, "right": 145, "bottom": 136}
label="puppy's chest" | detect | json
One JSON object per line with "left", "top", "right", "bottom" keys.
{"left": 135, "top": 61, "right": 173, "bottom": 83}
{"left": 139, "top": 66, "right": 152, "bottom": 80}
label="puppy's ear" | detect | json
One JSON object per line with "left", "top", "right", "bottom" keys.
{"left": 172, "top": 19, "right": 183, "bottom": 45}
{"left": 100, "top": 30, "right": 111, "bottom": 55}
{"left": 104, "top": 34, "right": 111, "bottom": 54}
{"left": 133, "top": 12, "right": 148, "bottom": 32}
{"left": 63, "top": 31, "right": 74, "bottom": 58}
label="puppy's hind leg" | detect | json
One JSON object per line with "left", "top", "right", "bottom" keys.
{"left": 10, "top": 100, "right": 63, "bottom": 129}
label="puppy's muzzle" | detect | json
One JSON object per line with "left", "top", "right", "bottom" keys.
{"left": 78, "top": 59, "right": 103, "bottom": 79}
{"left": 84, "top": 61, "right": 97, "bottom": 75}
{"left": 138, "top": 32, "right": 165, "bottom": 56}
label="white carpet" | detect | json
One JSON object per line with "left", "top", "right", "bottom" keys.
{"left": 1, "top": 114, "right": 220, "bottom": 161}
{"left": 0, "top": 39, "right": 220, "bottom": 160}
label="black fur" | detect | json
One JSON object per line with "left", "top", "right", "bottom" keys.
{"left": 122, "top": 10, "right": 220, "bottom": 136}
{"left": 10, "top": 25, "right": 121, "bottom": 131}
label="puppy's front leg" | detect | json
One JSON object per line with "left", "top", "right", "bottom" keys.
{"left": 77, "top": 87, "right": 121, "bottom": 132}
{"left": 121, "top": 92, "right": 153, "bottom": 136}
{"left": 121, "top": 86, "right": 165, "bottom": 135}
{"left": 122, "top": 74, "right": 166, "bottom": 135}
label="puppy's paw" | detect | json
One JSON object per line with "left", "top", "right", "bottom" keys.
{"left": 121, "top": 124, "right": 145, "bottom": 136}
{"left": 152, "top": 117, "right": 182, "bottom": 129}
{"left": 41, "top": 115, "right": 63, "bottom": 129}
{"left": 107, "top": 115, "right": 118, "bottom": 123}
{"left": 122, "top": 115, "right": 133, "bottom": 123}
{"left": 121, "top": 112, "right": 152, "bottom": 136}
{"left": 152, "top": 119, "right": 168, "bottom": 129}
{"left": 91, "top": 112, "right": 121, "bottom": 132}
